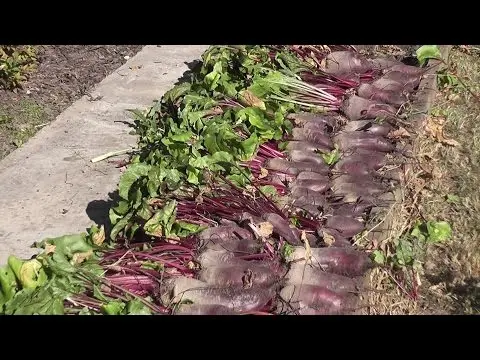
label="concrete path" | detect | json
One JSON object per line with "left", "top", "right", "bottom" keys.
{"left": 0, "top": 45, "right": 208, "bottom": 264}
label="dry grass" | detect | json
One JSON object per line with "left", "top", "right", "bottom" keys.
{"left": 361, "top": 46, "right": 480, "bottom": 315}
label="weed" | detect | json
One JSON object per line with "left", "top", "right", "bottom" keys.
{"left": 0, "top": 46, "right": 37, "bottom": 90}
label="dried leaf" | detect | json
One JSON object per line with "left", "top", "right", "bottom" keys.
{"left": 424, "top": 116, "right": 460, "bottom": 147}
{"left": 322, "top": 231, "right": 336, "bottom": 247}
{"left": 259, "top": 167, "right": 269, "bottom": 179}
{"left": 388, "top": 127, "right": 411, "bottom": 139}
{"left": 92, "top": 225, "right": 105, "bottom": 246}
{"left": 301, "top": 231, "right": 312, "bottom": 264}
{"left": 71, "top": 250, "right": 94, "bottom": 265}
{"left": 257, "top": 222, "right": 273, "bottom": 238}
{"left": 44, "top": 243, "right": 56, "bottom": 255}
{"left": 238, "top": 90, "right": 266, "bottom": 110}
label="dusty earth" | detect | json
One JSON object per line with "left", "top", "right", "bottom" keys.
{"left": 0, "top": 45, "right": 143, "bottom": 159}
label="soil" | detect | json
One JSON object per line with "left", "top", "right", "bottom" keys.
{"left": 0, "top": 45, "right": 143, "bottom": 160}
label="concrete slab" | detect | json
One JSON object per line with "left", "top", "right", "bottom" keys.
{"left": 0, "top": 45, "right": 209, "bottom": 264}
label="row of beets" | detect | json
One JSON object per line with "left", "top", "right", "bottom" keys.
{"left": 106, "top": 51, "right": 426, "bottom": 315}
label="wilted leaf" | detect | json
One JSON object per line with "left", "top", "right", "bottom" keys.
{"left": 92, "top": 225, "right": 105, "bottom": 246}
{"left": 424, "top": 116, "right": 460, "bottom": 147}
{"left": 44, "top": 243, "right": 56, "bottom": 255}
{"left": 388, "top": 127, "right": 411, "bottom": 139}
{"left": 416, "top": 45, "right": 441, "bottom": 66}
{"left": 238, "top": 89, "right": 266, "bottom": 110}
{"left": 259, "top": 167, "right": 269, "bottom": 179}
{"left": 257, "top": 222, "right": 273, "bottom": 238}
{"left": 426, "top": 221, "right": 452, "bottom": 243}
{"left": 322, "top": 231, "right": 336, "bottom": 247}
{"left": 71, "top": 250, "right": 94, "bottom": 265}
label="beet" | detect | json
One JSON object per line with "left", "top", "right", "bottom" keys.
{"left": 174, "top": 304, "right": 236, "bottom": 315}
{"left": 334, "top": 152, "right": 387, "bottom": 173}
{"left": 287, "top": 112, "right": 341, "bottom": 127}
{"left": 266, "top": 158, "right": 330, "bottom": 176}
{"left": 341, "top": 95, "right": 397, "bottom": 122}
{"left": 199, "top": 225, "right": 254, "bottom": 242}
{"left": 286, "top": 246, "right": 373, "bottom": 277}
{"left": 296, "top": 171, "right": 330, "bottom": 181}
{"left": 262, "top": 212, "right": 301, "bottom": 246}
{"left": 342, "top": 119, "right": 393, "bottom": 137}
{"left": 330, "top": 202, "right": 373, "bottom": 217}
{"left": 196, "top": 249, "right": 236, "bottom": 268}
{"left": 292, "top": 128, "right": 334, "bottom": 149}
{"left": 290, "top": 187, "right": 328, "bottom": 206}
{"left": 369, "top": 57, "right": 400, "bottom": 70}
{"left": 357, "top": 83, "right": 407, "bottom": 107}
{"left": 290, "top": 178, "right": 330, "bottom": 193}
{"left": 279, "top": 284, "right": 358, "bottom": 314}
{"left": 286, "top": 141, "right": 331, "bottom": 154}
{"left": 289, "top": 150, "right": 326, "bottom": 166}
{"left": 334, "top": 132, "right": 395, "bottom": 153}
{"left": 390, "top": 63, "right": 426, "bottom": 76}
{"left": 381, "top": 71, "right": 421, "bottom": 92}
{"left": 198, "top": 262, "right": 282, "bottom": 288}
{"left": 324, "top": 51, "right": 373, "bottom": 76}
{"left": 325, "top": 215, "right": 365, "bottom": 238}
{"left": 286, "top": 262, "right": 360, "bottom": 292}
{"left": 164, "top": 277, "right": 275, "bottom": 312}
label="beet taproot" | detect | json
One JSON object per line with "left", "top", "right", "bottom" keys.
{"left": 290, "top": 178, "right": 330, "bottom": 193}
{"left": 286, "top": 141, "right": 331, "bottom": 154}
{"left": 341, "top": 95, "right": 397, "bottom": 122}
{"left": 325, "top": 215, "right": 365, "bottom": 238}
{"left": 262, "top": 212, "right": 301, "bottom": 246}
{"left": 286, "top": 246, "right": 373, "bottom": 277}
{"left": 266, "top": 158, "right": 330, "bottom": 176}
{"left": 342, "top": 119, "right": 393, "bottom": 137}
{"left": 279, "top": 284, "right": 358, "bottom": 314}
{"left": 289, "top": 150, "right": 327, "bottom": 166}
{"left": 324, "top": 51, "right": 373, "bottom": 76}
{"left": 357, "top": 83, "right": 408, "bottom": 107}
{"left": 174, "top": 304, "right": 236, "bottom": 315}
{"left": 334, "top": 132, "right": 395, "bottom": 153}
{"left": 286, "top": 262, "right": 360, "bottom": 292}
{"left": 292, "top": 128, "right": 334, "bottom": 149}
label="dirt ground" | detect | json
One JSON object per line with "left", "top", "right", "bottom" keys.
{"left": 364, "top": 46, "right": 480, "bottom": 315}
{"left": 0, "top": 45, "right": 143, "bottom": 160}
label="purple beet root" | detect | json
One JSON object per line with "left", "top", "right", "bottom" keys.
{"left": 286, "top": 112, "right": 342, "bottom": 127}
{"left": 289, "top": 150, "right": 326, "bottom": 166}
{"left": 287, "top": 246, "right": 373, "bottom": 277}
{"left": 292, "top": 128, "right": 334, "bottom": 149}
{"left": 357, "top": 83, "right": 408, "bottom": 107}
{"left": 325, "top": 215, "right": 365, "bottom": 238}
{"left": 262, "top": 212, "right": 301, "bottom": 246}
{"left": 342, "top": 119, "right": 393, "bottom": 137}
{"left": 198, "top": 262, "right": 282, "bottom": 288}
{"left": 334, "top": 132, "right": 395, "bottom": 153}
{"left": 286, "top": 262, "right": 360, "bottom": 292}
{"left": 280, "top": 284, "right": 359, "bottom": 314}
{"left": 324, "top": 51, "right": 374, "bottom": 76}
{"left": 341, "top": 95, "right": 397, "bottom": 122}
{"left": 290, "top": 178, "right": 331, "bottom": 193}
{"left": 286, "top": 141, "right": 332, "bottom": 154}
{"left": 174, "top": 304, "right": 236, "bottom": 315}
{"left": 267, "top": 158, "right": 330, "bottom": 176}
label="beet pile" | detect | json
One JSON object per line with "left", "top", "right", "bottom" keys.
{"left": 0, "top": 46, "right": 428, "bottom": 315}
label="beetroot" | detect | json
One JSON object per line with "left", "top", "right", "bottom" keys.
{"left": 286, "top": 246, "right": 373, "bottom": 277}
{"left": 266, "top": 158, "right": 330, "bottom": 176}
{"left": 289, "top": 150, "right": 326, "bottom": 166}
{"left": 286, "top": 141, "right": 331, "bottom": 154}
{"left": 290, "top": 178, "right": 330, "bottom": 193}
{"left": 334, "top": 132, "right": 394, "bottom": 153}
{"left": 262, "top": 212, "right": 302, "bottom": 246}
{"left": 196, "top": 249, "right": 236, "bottom": 268}
{"left": 325, "top": 215, "right": 365, "bottom": 238}
{"left": 334, "top": 152, "right": 387, "bottom": 173}
{"left": 357, "top": 83, "right": 407, "bottom": 107}
{"left": 290, "top": 187, "right": 328, "bottom": 206}
{"left": 381, "top": 71, "right": 421, "bottom": 92}
{"left": 174, "top": 304, "right": 236, "bottom": 315}
{"left": 163, "top": 277, "right": 275, "bottom": 312}
{"left": 324, "top": 51, "right": 373, "bottom": 76}
{"left": 279, "top": 284, "right": 358, "bottom": 314}
{"left": 341, "top": 95, "right": 397, "bottom": 122}
{"left": 198, "top": 262, "right": 282, "bottom": 288}
{"left": 287, "top": 112, "right": 341, "bottom": 127}
{"left": 292, "top": 128, "right": 334, "bottom": 149}
{"left": 199, "top": 225, "right": 254, "bottom": 242}
{"left": 286, "top": 262, "right": 360, "bottom": 293}
{"left": 342, "top": 119, "right": 393, "bottom": 137}
{"left": 296, "top": 171, "right": 330, "bottom": 181}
